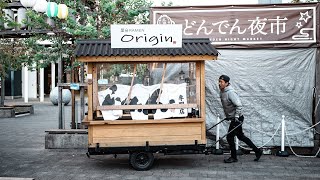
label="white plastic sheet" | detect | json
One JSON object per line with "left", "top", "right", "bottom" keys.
{"left": 205, "top": 48, "right": 316, "bottom": 147}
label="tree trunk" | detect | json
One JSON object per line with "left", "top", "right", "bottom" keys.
{"left": 95, "top": 0, "right": 102, "bottom": 37}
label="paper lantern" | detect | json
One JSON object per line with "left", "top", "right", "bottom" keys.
{"left": 57, "top": 4, "right": 68, "bottom": 19}
{"left": 46, "top": 2, "right": 58, "bottom": 18}
{"left": 17, "top": 8, "right": 27, "bottom": 29}
{"left": 33, "top": 0, "right": 48, "bottom": 13}
{"left": 3, "top": 9, "right": 14, "bottom": 30}
{"left": 46, "top": 18, "right": 55, "bottom": 27}
{"left": 20, "top": 0, "right": 37, "bottom": 8}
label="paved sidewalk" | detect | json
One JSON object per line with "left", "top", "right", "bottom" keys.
{"left": 1, "top": 98, "right": 320, "bottom": 180}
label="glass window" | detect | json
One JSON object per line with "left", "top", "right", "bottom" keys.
{"left": 96, "top": 62, "right": 198, "bottom": 120}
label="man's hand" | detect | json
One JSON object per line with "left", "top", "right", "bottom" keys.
{"left": 224, "top": 117, "right": 233, "bottom": 121}
{"left": 234, "top": 117, "right": 243, "bottom": 123}
{"left": 224, "top": 117, "right": 242, "bottom": 122}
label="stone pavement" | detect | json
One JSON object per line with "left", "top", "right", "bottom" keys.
{"left": 1, "top": 98, "right": 320, "bottom": 180}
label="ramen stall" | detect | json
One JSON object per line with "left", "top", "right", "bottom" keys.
{"left": 76, "top": 38, "right": 219, "bottom": 170}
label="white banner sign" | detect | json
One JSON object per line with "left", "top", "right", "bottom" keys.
{"left": 98, "top": 83, "right": 188, "bottom": 120}
{"left": 111, "top": 24, "right": 182, "bottom": 48}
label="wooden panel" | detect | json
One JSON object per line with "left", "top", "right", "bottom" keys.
{"left": 196, "top": 62, "right": 201, "bottom": 108}
{"left": 88, "top": 125, "right": 93, "bottom": 145}
{"left": 92, "top": 124, "right": 201, "bottom": 137}
{"left": 87, "top": 63, "right": 93, "bottom": 121}
{"left": 200, "top": 61, "right": 207, "bottom": 141}
{"left": 89, "top": 140, "right": 207, "bottom": 148}
{"left": 89, "top": 121, "right": 205, "bottom": 147}
{"left": 83, "top": 118, "right": 204, "bottom": 125}
{"left": 92, "top": 63, "right": 98, "bottom": 112}
{"left": 78, "top": 55, "right": 217, "bottom": 63}
{"left": 94, "top": 121, "right": 200, "bottom": 127}
{"left": 93, "top": 135, "right": 202, "bottom": 143}
{"left": 200, "top": 61, "right": 206, "bottom": 118}
{"left": 96, "top": 110, "right": 102, "bottom": 118}
{"left": 97, "top": 103, "right": 197, "bottom": 110}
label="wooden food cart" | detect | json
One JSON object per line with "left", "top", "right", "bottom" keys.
{"left": 76, "top": 38, "right": 218, "bottom": 170}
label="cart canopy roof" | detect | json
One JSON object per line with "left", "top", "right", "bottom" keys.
{"left": 75, "top": 38, "right": 218, "bottom": 62}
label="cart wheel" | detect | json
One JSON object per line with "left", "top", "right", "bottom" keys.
{"left": 129, "top": 152, "right": 154, "bottom": 171}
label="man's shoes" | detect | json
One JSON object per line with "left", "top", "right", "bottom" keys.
{"left": 254, "top": 149, "right": 263, "bottom": 161}
{"left": 224, "top": 157, "right": 238, "bottom": 163}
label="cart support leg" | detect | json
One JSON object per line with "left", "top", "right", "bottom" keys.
{"left": 145, "top": 141, "right": 150, "bottom": 151}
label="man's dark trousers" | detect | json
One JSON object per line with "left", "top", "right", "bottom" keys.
{"left": 226, "top": 115, "right": 259, "bottom": 159}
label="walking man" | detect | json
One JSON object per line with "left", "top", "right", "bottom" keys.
{"left": 218, "top": 75, "right": 263, "bottom": 163}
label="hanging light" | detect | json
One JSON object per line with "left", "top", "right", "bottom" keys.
{"left": 17, "top": 8, "right": 27, "bottom": 29}
{"left": 179, "top": 70, "right": 185, "bottom": 80}
{"left": 179, "top": 63, "right": 185, "bottom": 80}
{"left": 114, "top": 72, "right": 119, "bottom": 82}
{"left": 46, "top": 18, "right": 55, "bottom": 27}
{"left": 185, "top": 76, "right": 190, "bottom": 84}
{"left": 144, "top": 69, "right": 150, "bottom": 86}
{"left": 33, "top": 0, "right": 48, "bottom": 13}
{"left": 4, "top": 9, "right": 14, "bottom": 30}
{"left": 20, "top": 0, "right": 37, "bottom": 8}
{"left": 46, "top": 2, "right": 58, "bottom": 18}
{"left": 57, "top": 4, "right": 68, "bottom": 19}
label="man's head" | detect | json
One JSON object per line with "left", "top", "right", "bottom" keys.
{"left": 219, "top": 75, "right": 230, "bottom": 91}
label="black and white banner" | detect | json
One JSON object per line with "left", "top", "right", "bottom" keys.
{"left": 98, "top": 83, "right": 188, "bottom": 120}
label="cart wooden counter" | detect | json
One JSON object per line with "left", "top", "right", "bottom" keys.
{"left": 75, "top": 38, "right": 218, "bottom": 170}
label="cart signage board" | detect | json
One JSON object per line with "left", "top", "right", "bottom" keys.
{"left": 150, "top": 3, "right": 320, "bottom": 48}
{"left": 111, "top": 24, "right": 182, "bottom": 48}
{"left": 70, "top": 83, "right": 80, "bottom": 90}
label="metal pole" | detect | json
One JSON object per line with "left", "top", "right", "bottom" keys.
{"left": 80, "top": 63, "right": 85, "bottom": 127}
{"left": 0, "top": 75, "right": 5, "bottom": 106}
{"left": 236, "top": 137, "right": 239, "bottom": 151}
{"left": 75, "top": 100, "right": 78, "bottom": 129}
{"left": 11, "top": 71, "right": 14, "bottom": 99}
{"left": 236, "top": 137, "right": 243, "bottom": 155}
{"left": 40, "top": 65, "right": 44, "bottom": 102}
{"left": 216, "top": 116, "right": 220, "bottom": 150}
{"left": 281, "top": 115, "right": 285, "bottom": 152}
{"left": 212, "top": 114, "right": 223, "bottom": 155}
{"left": 71, "top": 67, "right": 76, "bottom": 129}
{"left": 276, "top": 115, "right": 289, "bottom": 157}
{"left": 24, "top": 66, "right": 28, "bottom": 103}
{"left": 71, "top": 90, "right": 75, "bottom": 129}
{"left": 51, "top": 62, "right": 55, "bottom": 89}
{"left": 58, "top": 55, "right": 63, "bottom": 129}
{"left": 62, "top": 103, "right": 65, "bottom": 129}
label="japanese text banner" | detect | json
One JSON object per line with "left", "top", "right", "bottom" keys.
{"left": 151, "top": 3, "right": 320, "bottom": 48}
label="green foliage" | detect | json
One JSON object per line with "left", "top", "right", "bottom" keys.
{"left": 0, "top": 0, "right": 152, "bottom": 77}
{"left": 0, "top": 1, "right": 7, "bottom": 31}
{"left": 22, "top": 35, "right": 72, "bottom": 71}
{"left": 103, "top": 63, "right": 148, "bottom": 84}
{"left": 136, "top": 64, "right": 148, "bottom": 81}
{"left": 0, "top": 39, "right": 27, "bottom": 77}
{"left": 98, "top": 0, "right": 152, "bottom": 37}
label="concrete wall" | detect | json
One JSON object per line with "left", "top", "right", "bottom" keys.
{"left": 45, "top": 129, "right": 88, "bottom": 149}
